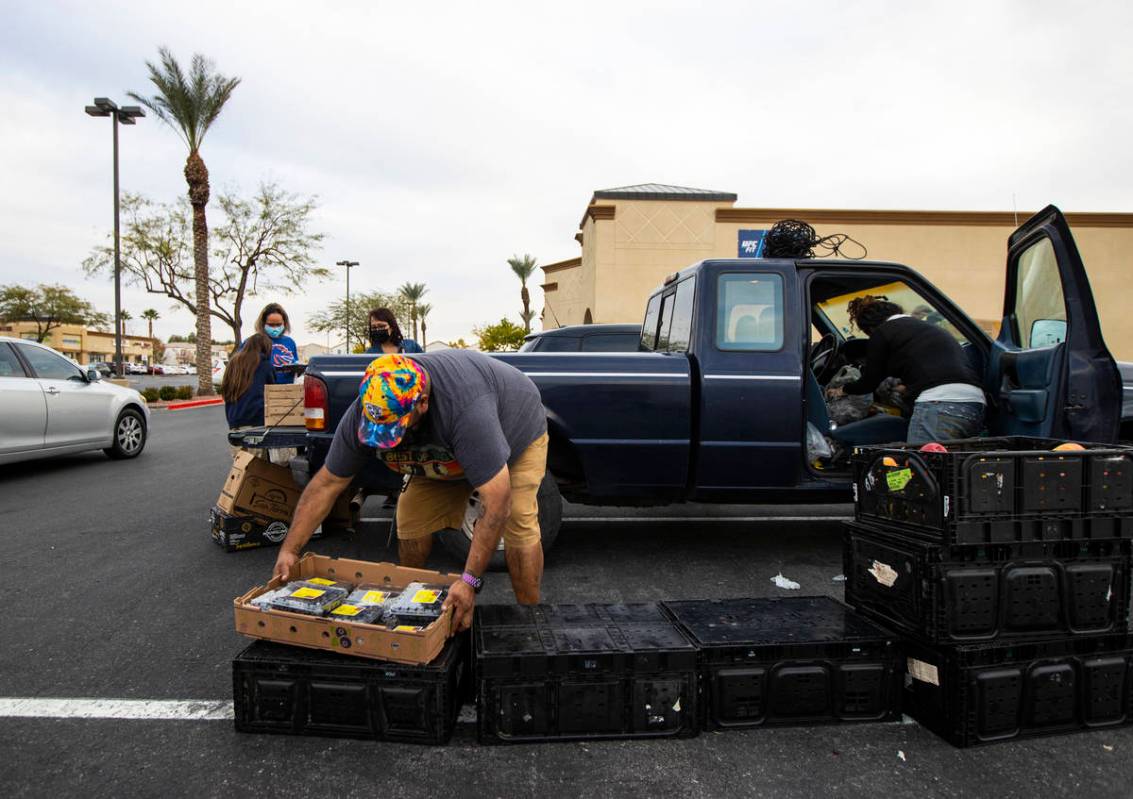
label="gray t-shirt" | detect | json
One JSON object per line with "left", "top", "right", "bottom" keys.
{"left": 325, "top": 350, "right": 546, "bottom": 487}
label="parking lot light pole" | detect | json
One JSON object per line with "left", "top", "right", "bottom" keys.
{"left": 336, "top": 260, "right": 359, "bottom": 352}
{"left": 85, "top": 97, "right": 144, "bottom": 377}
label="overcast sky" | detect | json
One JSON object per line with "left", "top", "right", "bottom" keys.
{"left": 2, "top": 1, "right": 1131, "bottom": 346}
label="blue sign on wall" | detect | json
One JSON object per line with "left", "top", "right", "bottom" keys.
{"left": 738, "top": 229, "right": 767, "bottom": 258}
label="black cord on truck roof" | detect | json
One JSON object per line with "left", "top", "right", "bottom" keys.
{"left": 764, "top": 219, "right": 868, "bottom": 260}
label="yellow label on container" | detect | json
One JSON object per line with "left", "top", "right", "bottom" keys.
{"left": 412, "top": 589, "right": 439, "bottom": 604}
{"left": 290, "top": 587, "right": 325, "bottom": 599}
{"left": 886, "top": 468, "right": 913, "bottom": 492}
{"left": 395, "top": 625, "right": 420, "bottom": 632}
{"left": 331, "top": 604, "right": 362, "bottom": 617}
{"left": 361, "top": 591, "right": 387, "bottom": 604}
{"left": 307, "top": 578, "right": 337, "bottom": 586}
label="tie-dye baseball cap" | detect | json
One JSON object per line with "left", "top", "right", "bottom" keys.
{"left": 357, "top": 355, "right": 428, "bottom": 449}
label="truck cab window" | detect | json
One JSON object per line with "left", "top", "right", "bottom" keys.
{"left": 1014, "top": 237, "right": 1067, "bottom": 347}
{"left": 664, "top": 277, "right": 696, "bottom": 352}
{"left": 640, "top": 294, "right": 662, "bottom": 351}
{"left": 816, "top": 279, "right": 969, "bottom": 346}
{"left": 716, "top": 273, "right": 784, "bottom": 351}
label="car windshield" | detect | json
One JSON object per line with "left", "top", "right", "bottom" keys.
{"left": 817, "top": 280, "right": 967, "bottom": 344}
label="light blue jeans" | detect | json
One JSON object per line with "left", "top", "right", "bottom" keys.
{"left": 906, "top": 401, "right": 985, "bottom": 444}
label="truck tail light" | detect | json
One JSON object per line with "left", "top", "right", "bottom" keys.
{"left": 304, "top": 376, "right": 328, "bottom": 431}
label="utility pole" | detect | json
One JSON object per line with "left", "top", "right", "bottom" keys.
{"left": 335, "top": 260, "right": 359, "bottom": 352}
{"left": 85, "top": 98, "right": 143, "bottom": 377}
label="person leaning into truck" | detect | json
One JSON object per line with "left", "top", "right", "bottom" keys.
{"left": 271, "top": 351, "right": 548, "bottom": 630}
{"left": 365, "top": 308, "right": 423, "bottom": 355}
{"left": 825, "top": 295, "right": 986, "bottom": 444}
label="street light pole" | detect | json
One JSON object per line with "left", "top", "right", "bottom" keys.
{"left": 336, "top": 260, "right": 359, "bottom": 352}
{"left": 86, "top": 98, "right": 143, "bottom": 377}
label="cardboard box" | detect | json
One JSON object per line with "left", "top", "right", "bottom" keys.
{"left": 210, "top": 505, "right": 328, "bottom": 552}
{"left": 217, "top": 450, "right": 302, "bottom": 522}
{"left": 234, "top": 553, "right": 461, "bottom": 665}
{"left": 264, "top": 384, "right": 305, "bottom": 427}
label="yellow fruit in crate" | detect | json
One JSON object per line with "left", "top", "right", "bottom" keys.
{"left": 1052, "top": 442, "right": 1087, "bottom": 451}
{"left": 881, "top": 456, "right": 899, "bottom": 467}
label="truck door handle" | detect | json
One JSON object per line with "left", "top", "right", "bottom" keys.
{"left": 45, "top": 387, "right": 60, "bottom": 395}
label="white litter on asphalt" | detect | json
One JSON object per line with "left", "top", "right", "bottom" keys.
{"left": 0, "top": 698, "right": 234, "bottom": 721}
{"left": 831, "top": 574, "right": 847, "bottom": 582}
{"left": 771, "top": 573, "right": 801, "bottom": 590}
{"left": 897, "top": 750, "right": 907, "bottom": 762}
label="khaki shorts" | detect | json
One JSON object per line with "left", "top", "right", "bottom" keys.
{"left": 395, "top": 433, "right": 548, "bottom": 548}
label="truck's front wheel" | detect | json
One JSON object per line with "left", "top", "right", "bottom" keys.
{"left": 436, "top": 471, "right": 563, "bottom": 571}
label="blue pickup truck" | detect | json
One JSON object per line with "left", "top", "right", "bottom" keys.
{"left": 241, "top": 206, "right": 1128, "bottom": 562}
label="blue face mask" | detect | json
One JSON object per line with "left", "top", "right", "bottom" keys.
{"left": 265, "top": 324, "right": 285, "bottom": 339}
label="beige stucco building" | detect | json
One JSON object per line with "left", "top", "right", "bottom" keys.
{"left": 541, "top": 184, "right": 1133, "bottom": 357}
{"left": 0, "top": 321, "right": 156, "bottom": 364}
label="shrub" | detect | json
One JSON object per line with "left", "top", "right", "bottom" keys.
{"left": 142, "top": 387, "right": 161, "bottom": 403}
{"left": 175, "top": 386, "right": 193, "bottom": 400}
{"left": 158, "top": 385, "right": 178, "bottom": 402}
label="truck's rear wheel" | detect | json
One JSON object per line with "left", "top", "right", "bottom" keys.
{"left": 436, "top": 472, "right": 562, "bottom": 571}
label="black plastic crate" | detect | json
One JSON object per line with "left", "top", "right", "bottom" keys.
{"left": 904, "top": 634, "right": 1133, "bottom": 747}
{"left": 852, "top": 437, "right": 1133, "bottom": 545}
{"left": 844, "top": 522, "right": 1131, "bottom": 644}
{"left": 662, "top": 596, "right": 903, "bottom": 730}
{"left": 233, "top": 635, "right": 467, "bottom": 745}
{"left": 475, "top": 602, "right": 699, "bottom": 743}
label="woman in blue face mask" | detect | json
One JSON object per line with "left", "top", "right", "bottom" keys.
{"left": 255, "top": 302, "right": 300, "bottom": 384}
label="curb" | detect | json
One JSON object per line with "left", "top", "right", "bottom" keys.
{"left": 165, "top": 397, "right": 225, "bottom": 411}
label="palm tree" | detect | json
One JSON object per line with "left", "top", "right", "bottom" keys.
{"left": 398, "top": 282, "right": 428, "bottom": 341}
{"left": 507, "top": 254, "right": 538, "bottom": 333}
{"left": 417, "top": 303, "right": 431, "bottom": 351}
{"left": 129, "top": 48, "right": 240, "bottom": 395}
{"left": 120, "top": 310, "right": 132, "bottom": 336}
{"left": 141, "top": 308, "right": 160, "bottom": 340}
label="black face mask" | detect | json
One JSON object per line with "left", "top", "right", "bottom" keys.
{"left": 370, "top": 328, "right": 392, "bottom": 347}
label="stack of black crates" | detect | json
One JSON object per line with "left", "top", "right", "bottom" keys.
{"left": 474, "top": 597, "right": 904, "bottom": 743}
{"left": 846, "top": 436, "right": 1133, "bottom": 746}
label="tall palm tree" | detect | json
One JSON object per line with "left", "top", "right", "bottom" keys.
{"left": 129, "top": 48, "right": 240, "bottom": 395}
{"left": 398, "top": 282, "right": 428, "bottom": 341}
{"left": 416, "top": 303, "right": 431, "bottom": 351}
{"left": 507, "top": 254, "right": 538, "bottom": 333}
{"left": 120, "top": 310, "right": 132, "bottom": 336}
{"left": 141, "top": 308, "right": 160, "bottom": 340}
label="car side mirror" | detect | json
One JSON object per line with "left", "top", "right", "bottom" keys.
{"left": 1030, "top": 319, "right": 1067, "bottom": 347}
{"left": 86, "top": 369, "right": 101, "bottom": 382}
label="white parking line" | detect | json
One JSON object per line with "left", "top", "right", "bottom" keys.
{"left": 0, "top": 697, "right": 481, "bottom": 724}
{"left": 0, "top": 698, "right": 234, "bottom": 721}
{"left": 360, "top": 515, "right": 850, "bottom": 524}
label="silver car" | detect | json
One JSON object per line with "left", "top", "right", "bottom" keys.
{"left": 0, "top": 336, "right": 150, "bottom": 465}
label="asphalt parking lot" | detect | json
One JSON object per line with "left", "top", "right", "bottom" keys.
{"left": 1, "top": 406, "right": 1130, "bottom": 798}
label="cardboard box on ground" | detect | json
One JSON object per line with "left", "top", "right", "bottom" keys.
{"left": 264, "top": 384, "right": 305, "bottom": 427}
{"left": 212, "top": 450, "right": 351, "bottom": 552}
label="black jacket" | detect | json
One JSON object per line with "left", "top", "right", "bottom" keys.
{"left": 842, "top": 316, "right": 982, "bottom": 403}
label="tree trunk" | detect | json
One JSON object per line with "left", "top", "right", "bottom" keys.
{"left": 421, "top": 318, "right": 427, "bottom": 350}
{"left": 521, "top": 284, "right": 531, "bottom": 333}
{"left": 186, "top": 150, "right": 213, "bottom": 395}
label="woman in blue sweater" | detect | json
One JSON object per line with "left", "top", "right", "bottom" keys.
{"left": 255, "top": 303, "right": 300, "bottom": 383}
{"left": 222, "top": 333, "right": 276, "bottom": 430}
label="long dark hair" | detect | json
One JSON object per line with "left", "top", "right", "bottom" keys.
{"left": 847, "top": 295, "right": 904, "bottom": 335}
{"left": 369, "top": 307, "right": 405, "bottom": 345}
{"left": 222, "top": 333, "right": 272, "bottom": 404}
{"left": 255, "top": 302, "right": 291, "bottom": 334}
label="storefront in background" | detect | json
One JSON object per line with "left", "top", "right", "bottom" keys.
{"left": 540, "top": 183, "right": 1133, "bottom": 357}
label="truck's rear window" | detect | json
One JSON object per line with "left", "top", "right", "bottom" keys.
{"left": 716, "top": 273, "right": 784, "bottom": 351}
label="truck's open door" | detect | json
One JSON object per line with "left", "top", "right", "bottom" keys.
{"left": 989, "top": 205, "right": 1121, "bottom": 442}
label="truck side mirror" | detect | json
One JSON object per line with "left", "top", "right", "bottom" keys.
{"left": 1030, "top": 319, "right": 1067, "bottom": 347}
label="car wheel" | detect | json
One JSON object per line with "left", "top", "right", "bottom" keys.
{"left": 104, "top": 407, "right": 147, "bottom": 460}
{"left": 437, "top": 471, "right": 563, "bottom": 571}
